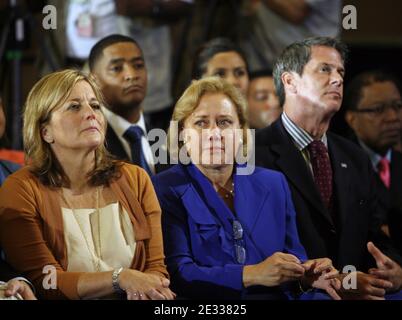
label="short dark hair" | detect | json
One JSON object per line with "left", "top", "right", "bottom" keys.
{"left": 88, "top": 34, "right": 142, "bottom": 71}
{"left": 344, "top": 69, "right": 402, "bottom": 111}
{"left": 273, "top": 37, "right": 348, "bottom": 107}
{"left": 192, "top": 37, "right": 249, "bottom": 79}
{"left": 249, "top": 68, "right": 273, "bottom": 81}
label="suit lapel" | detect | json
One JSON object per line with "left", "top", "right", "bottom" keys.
{"left": 269, "top": 121, "right": 334, "bottom": 227}
{"left": 327, "top": 134, "right": 352, "bottom": 227}
{"left": 105, "top": 125, "right": 130, "bottom": 161}
{"left": 183, "top": 164, "right": 234, "bottom": 233}
{"left": 391, "top": 151, "right": 402, "bottom": 207}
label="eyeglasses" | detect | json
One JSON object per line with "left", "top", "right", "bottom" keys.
{"left": 233, "top": 220, "right": 246, "bottom": 264}
{"left": 353, "top": 100, "right": 402, "bottom": 116}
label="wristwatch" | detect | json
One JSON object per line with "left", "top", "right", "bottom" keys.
{"left": 112, "top": 267, "right": 124, "bottom": 294}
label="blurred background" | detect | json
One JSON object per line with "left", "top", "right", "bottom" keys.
{"left": 0, "top": 0, "right": 401, "bottom": 150}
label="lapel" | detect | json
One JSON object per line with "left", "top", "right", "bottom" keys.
{"left": 234, "top": 167, "right": 271, "bottom": 234}
{"left": 327, "top": 133, "right": 353, "bottom": 228}
{"left": 268, "top": 120, "right": 334, "bottom": 227}
{"left": 391, "top": 150, "right": 402, "bottom": 207}
{"left": 182, "top": 164, "right": 233, "bottom": 234}
{"left": 105, "top": 125, "right": 130, "bottom": 161}
{"left": 179, "top": 163, "right": 271, "bottom": 238}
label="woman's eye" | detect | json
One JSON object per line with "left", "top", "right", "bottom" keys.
{"left": 235, "top": 69, "right": 246, "bottom": 77}
{"left": 68, "top": 104, "right": 80, "bottom": 110}
{"left": 195, "top": 120, "right": 207, "bottom": 127}
{"left": 91, "top": 104, "right": 101, "bottom": 110}
{"left": 213, "top": 70, "right": 226, "bottom": 78}
{"left": 218, "top": 119, "right": 232, "bottom": 127}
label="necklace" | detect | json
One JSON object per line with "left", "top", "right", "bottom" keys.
{"left": 60, "top": 186, "right": 102, "bottom": 272}
{"left": 217, "top": 182, "right": 235, "bottom": 199}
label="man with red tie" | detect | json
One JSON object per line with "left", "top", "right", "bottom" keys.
{"left": 256, "top": 37, "right": 402, "bottom": 299}
{"left": 345, "top": 70, "right": 402, "bottom": 255}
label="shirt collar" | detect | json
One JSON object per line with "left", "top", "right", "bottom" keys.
{"left": 358, "top": 139, "right": 392, "bottom": 170}
{"left": 102, "top": 106, "right": 147, "bottom": 139}
{"left": 281, "top": 112, "right": 328, "bottom": 151}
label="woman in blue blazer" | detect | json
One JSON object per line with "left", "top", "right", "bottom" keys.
{"left": 152, "top": 77, "right": 340, "bottom": 299}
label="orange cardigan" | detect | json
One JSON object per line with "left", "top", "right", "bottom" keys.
{"left": 0, "top": 163, "right": 168, "bottom": 299}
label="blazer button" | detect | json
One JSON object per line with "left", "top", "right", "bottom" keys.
{"left": 330, "top": 229, "right": 336, "bottom": 234}
{"left": 359, "top": 200, "right": 365, "bottom": 205}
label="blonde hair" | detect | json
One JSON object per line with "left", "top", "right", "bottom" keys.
{"left": 168, "top": 76, "right": 250, "bottom": 160}
{"left": 23, "top": 69, "right": 121, "bottom": 187}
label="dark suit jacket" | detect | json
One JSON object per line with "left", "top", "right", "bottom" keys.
{"left": 105, "top": 125, "right": 170, "bottom": 173}
{"left": 388, "top": 151, "right": 402, "bottom": 253}
{"left": 363, "top": 149, "right": 402, "bottom": 255}
{"left": 0, "top": 258, "right": 19, "bottom": 282}
{"left": 255, "top": 119, "right": 402, "bottom": 271}
{"left": 152, "top": 163, "right": 307, "bottom": 299}
{"left": 1, "top": 159, "right": 21, "bottom": 281}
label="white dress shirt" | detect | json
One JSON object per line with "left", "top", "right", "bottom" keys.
{"left": 102, "top": 107, "right": 155, "bottom": 174}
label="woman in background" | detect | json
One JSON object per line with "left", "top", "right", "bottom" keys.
{"left": 192, "top": 37, "right": 250, "bottom": 97}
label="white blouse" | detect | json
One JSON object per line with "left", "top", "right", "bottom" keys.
{"left": 62, "top": 202, "right": 136, "bottom": 272}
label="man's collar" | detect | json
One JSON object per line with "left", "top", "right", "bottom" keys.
{"left": 281, "top": 112, "right": 328, "bottom": 150}
{"left": 358, "top": 139, "right": 392, "bottom": 170}
{"left": 102, "top": 106, "right": 147, "bottom": 138}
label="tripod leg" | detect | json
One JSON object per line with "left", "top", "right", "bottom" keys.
{"left": 27, "top": 13, "right": 59, "bottom": 71}
{"left": 0, "top": 16, "right": 12, "bottom": 65}
{"left": 10, "top": 52, "right": 23, "bottom": 150}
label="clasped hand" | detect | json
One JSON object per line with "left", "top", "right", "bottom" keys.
{"left": 245, "top": 252, "right": 341, "bottom": 299}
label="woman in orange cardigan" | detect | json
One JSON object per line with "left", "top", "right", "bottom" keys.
{"left": 0, "top": 69, "right": 174, "bottom": 300}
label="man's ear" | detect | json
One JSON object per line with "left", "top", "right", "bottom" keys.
{"left": 41, "top": 125, "right": 54, "bottom": 144}
{"left": 281, "top": 71, "right": 297, "bottom": 94}
{"left": 345, "top": 110, "right": 357, "bottom": 130}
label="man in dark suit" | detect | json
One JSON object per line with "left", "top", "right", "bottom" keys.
{"left": 89, "top": 34, "right": 165, "bottom": 175}
{"left": 344, "top": 70, "right": 402, "bottom": 255}
{"left": 256, "top": 37, "right": 402, "bottom": 299}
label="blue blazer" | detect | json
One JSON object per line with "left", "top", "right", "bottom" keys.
{"left": 152, "top": 163, "right": 307, "bottom": 299}
{"left": 0, "top": 160, "right": 20, "bottom": 186}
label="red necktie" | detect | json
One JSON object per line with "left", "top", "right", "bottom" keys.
{"left": 308, "top": 140, "right": 333, "bottom": 210}
{"left": 377, "top": 157, "right": 391, "bottom": 189}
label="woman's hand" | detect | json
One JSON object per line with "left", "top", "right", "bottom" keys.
{"left": 243, "top": 252, "right": 305, "bottom": 287}
{"left": 301, "top": 258, "right": 341, "bottom": 300}
{"left": 119, "top": 269, "right": 175, "bottom": 300}
{"left": 4, "top": 279, "right": 37, "bottom": 300}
